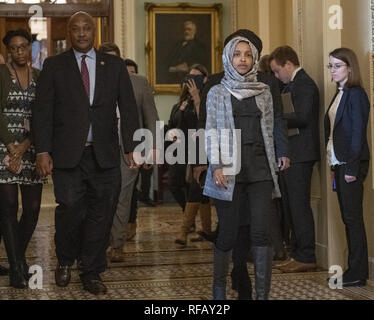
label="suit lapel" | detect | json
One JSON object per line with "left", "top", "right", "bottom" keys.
{"left": 66, "top": 49, "right": 90, "bottom": 105}
{"left": 334, "top": 90, "right": 348, "bottom": 129}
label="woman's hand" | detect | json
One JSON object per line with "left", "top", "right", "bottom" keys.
{"left": 179, "top": 101, "right": 188, "bottom": 111}
{"left": 8, "top": 155, "right": 22, "bottom": 174}
{"left": 7, "top": 143, "right": 17, "bottom": 157}
{"left": 213, "top": 169, "right": 228, "bottom": 189}
{"left": 345, "top": 175, "right": 357, "bottom": 183}
{"left": 7, "top": 139, "right": 31, "bottom": 161}
{"left": 186, "top": 79, "right": 200, "bottom": 104}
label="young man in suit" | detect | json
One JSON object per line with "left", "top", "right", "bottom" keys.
{"left": 98, "top": 43, "right": 159, "bottom": 262}
{"left": 33, "top": 12, "right": 140, "bottom": 295}
{"left": 269, "top": 46, "right": 320, "bottom": 273}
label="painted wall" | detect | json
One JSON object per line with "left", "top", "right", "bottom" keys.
{"left": 133, "top": 0, "right": 232, "bottom": 123}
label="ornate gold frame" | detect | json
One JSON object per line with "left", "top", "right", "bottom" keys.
{"left": 145, "top": 2, "right": 223, "bottom": 95}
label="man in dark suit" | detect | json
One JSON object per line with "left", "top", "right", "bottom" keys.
{"left": 269, "top": 46, "right": 320, "bottom": 273}
{"left": 33, "top": 12, "right": 140, "bottom": 295}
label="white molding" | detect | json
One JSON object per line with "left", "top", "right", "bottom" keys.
{"left": 230, "top": 0, "right": 238, "bottom": 32}
{"left": 292, "top": 0, "right": 304, "bottom": 65}
{"left": 113, "top": 0, "right": 135, "bottom": 60}
{"left": 123, "top": 0, "right": 136, "bottom": 60}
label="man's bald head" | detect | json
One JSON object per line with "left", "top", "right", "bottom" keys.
{"left": 68, "top": 11, "right": 96, "bottom": 53}
{"left": 68, "top": 11, "right": 95, "bottom": 30}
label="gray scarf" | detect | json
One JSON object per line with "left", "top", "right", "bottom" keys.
{"left": 221, "top": 37, "right": 268, "bottom": 100}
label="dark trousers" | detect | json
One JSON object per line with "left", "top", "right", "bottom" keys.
{"left": 168, "top": 164, "right": 187, "bottom": 211}
{"left": 139, "top": 167, "right": 153, "bottom": 199}
{"left": 278, "top": 172, "right": 295, "bottom": 249}
{"left": 268, "top": 199, "right": 286, "bottom": 256}
{"left": 282, "top": 162, "right": 316, "bottom": 263}
{"left": 0, "top": 184, "right": 42, "bottom": 266}
{"left": 129, "top": 175, "right": 139, "bottom": 224}
{"left": 335, "top": 161, "right": 369, "bottom": 280}
{"left": 53, "top": 147, "right": 121, "bottom": 281}
{"left": 214, "top": 181, "right": 273, "bottom": 252}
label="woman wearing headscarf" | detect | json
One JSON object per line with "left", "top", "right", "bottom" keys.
{"left": 325, "top": 48, "right": 370, "bottom": 287}
{"left": 204, "top": 35, "right": 280, "bottom": 300}
{"left": 0, "top": 29, "right": 43, "bottom": 288}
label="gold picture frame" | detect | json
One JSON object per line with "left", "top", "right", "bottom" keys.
{"left": 145, "top": 2, "right": 223, "bottom": 95}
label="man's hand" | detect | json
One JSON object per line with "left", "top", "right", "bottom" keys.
{"left": 193, "top": 165, "right": 208, "bottom": 182}
{"left": 36, "top": 153, "right": 53, "bottom": 177}
{"left": 345, "top": 175, "right": 357, "bottom": 183}
{"left": 278, "top": 157, "right": 291, "bottom": 171}
{"left": 169, "top": 63, "right": 188, "bottom": 73}
{"left": 130, "top": 152, "right": 143, "bottom": 169}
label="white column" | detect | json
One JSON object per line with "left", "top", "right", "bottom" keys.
{"left": 258, "top": 0, "right": 270, "bottom": 54}
{"left": 114, "top": 0, "right": 136, "bottom": 59}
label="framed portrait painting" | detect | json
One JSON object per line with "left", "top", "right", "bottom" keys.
{"left": 145, "top": 3, "right": 223, "bottom": 94}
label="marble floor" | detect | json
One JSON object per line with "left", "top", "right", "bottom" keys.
{"left": 0, "top": 184, "right": 373, "bottom": 300}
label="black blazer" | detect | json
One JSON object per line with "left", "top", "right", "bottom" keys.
{"left": 33, "top": 49, "right": 140, "bottom": 169}
{"left": 324, "top": 86, "right": 370, "bottom": 177}
{"left": 283, "top": 69, "right": 320, "bottom": 163}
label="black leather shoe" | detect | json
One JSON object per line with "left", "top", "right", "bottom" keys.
{"left": 83, "top": 279, "right": 107, "bottom": 295}
{"left": 197, "top": 230, "right": 218, "bottom": 243}
{"left": 0, "top": 264, "right": 9, "bottom": 276}
{"left": 55, "top": 264, "right": 72, "bottom": 287}
{"left": 9, "top": 264, "right": 28, "bottom": 289}
{"left": 343, "top": 279, "right": 366, "bottom": 287}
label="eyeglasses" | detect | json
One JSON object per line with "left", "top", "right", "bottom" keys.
{"left": 8, "top": 44, "right": 30, "bottom": 53}
{"left": 327, "top": 63, "right": 347, "bottom": 70}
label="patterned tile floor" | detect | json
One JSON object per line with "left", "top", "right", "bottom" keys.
{"left": 0, "top": 184, "right": 373, "bottom": 300}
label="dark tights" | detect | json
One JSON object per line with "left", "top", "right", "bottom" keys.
{"left": 0, "top": 184, "right": 42, "bottom": 267}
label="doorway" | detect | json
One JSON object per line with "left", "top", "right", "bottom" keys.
{"left": 0, "top": 0, "right": 113, "bottom": 68}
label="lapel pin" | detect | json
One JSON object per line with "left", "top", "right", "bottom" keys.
{"left": 101, "top": 61, "right": 105, "bottom": 66}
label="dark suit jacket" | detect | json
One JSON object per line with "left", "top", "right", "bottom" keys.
{"left": 33, "top": 49, "right": 140, "bottom": 169}
{"left": 324, "top": 86, "right": 370, "bottom": 177}
{"left": 198, "top": 71, "right": 289, "bottom": 158}
{"left": 282, "top": 69, "right": 320, "bottom": 163}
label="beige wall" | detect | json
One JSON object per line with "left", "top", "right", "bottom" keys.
{"left": 236, "top": 0, "right": 293, "bottom": 55}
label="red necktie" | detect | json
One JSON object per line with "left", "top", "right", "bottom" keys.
{"left": 81, "top": 55, "right": 90, "bottom": 99}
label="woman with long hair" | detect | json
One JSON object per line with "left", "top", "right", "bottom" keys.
{"left": 325, "top": 48, "right": 370, "bottom": 287}
{"left": 167, "top": 64, "right": 213, "bottom": 245}
{"left": 0, "top": 29, "right": 43, "bottom": 288}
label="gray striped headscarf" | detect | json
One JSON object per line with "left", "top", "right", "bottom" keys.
{"left": 221, "top": 36, "right": 268, "bottom": 100}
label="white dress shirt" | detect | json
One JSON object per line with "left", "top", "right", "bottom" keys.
{"left": 327, "top": 86, "right": 346, "bottom": 166}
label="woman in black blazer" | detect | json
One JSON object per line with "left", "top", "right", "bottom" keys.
{"left": 325, "top": 48, "right": 370, "bottom": 287}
